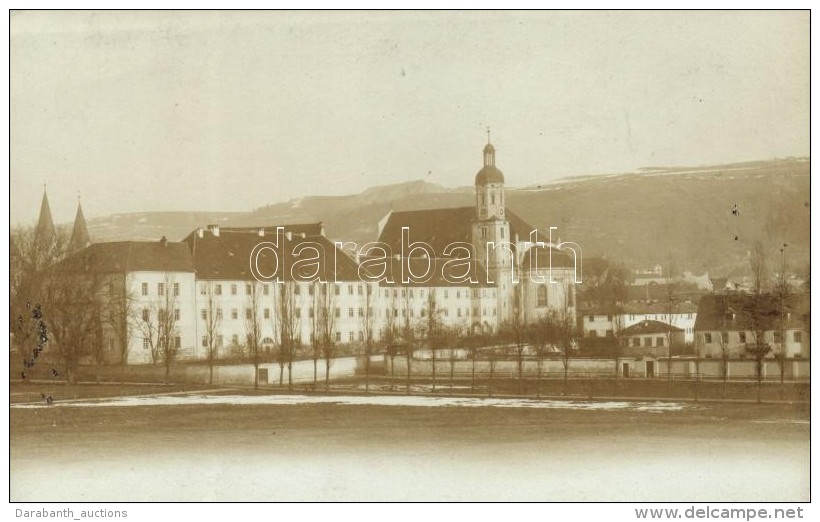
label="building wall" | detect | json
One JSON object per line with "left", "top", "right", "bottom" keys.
{"left": 127, "top": 270, "right": 197, "bottom": 364}
{"left": 695, "top": 328, "right": 809, "bottom": 358}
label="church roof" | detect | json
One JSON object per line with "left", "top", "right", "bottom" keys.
{"left": 475, "top": 165, "right": 505, "bottom": 185}
{"left": 51, "top": 240, "right": 194, "bottom": 274}
{"left": 35, "top": 191, "right": 56, "bottom": 248}
{"left": 68, "top": 202, "right": 92, "bottom": 254}
{"left": 377, "top": 206, "right": 537, "bottom": 257}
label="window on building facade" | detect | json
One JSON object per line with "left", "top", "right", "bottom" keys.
{"left": 348, "top": 331, "right": 354, "bottom": 342}
{"left": 200, "top": 283, "right": 206, "bottom": 295}
{"left": 174, "top": 308, "right": 180, "bottom": 321}
{"left": 245, "top": 308, "right": 252, "bottom": 320}
{"left": 215, "top": 284, "right": 222, "bottom": 296}
{"left": 263, "top": 285, "right": 269, "bottom": 296}
{"left": 334, "top": 307, "right": 340, "bottom": 318}
{"left": 537, "top": 285, "right": 548, "bottom": 307}
{"left": 173, "top": 283, "right": 180, "bottom": 297}
{"left": 245, "top": 283, "right": 252, "bottom": 295}
{"left": 335, "top": 332, "right": 341, "bottom": 342}
{"left": 231, "top": 308, "right": 238, "bottom": 320}
{"left": 588, "top": 315, "right": 595, "bottom": 323}
{"left": 141, "top": 283, "right": 149, "bottom": 296}
{"left": 348, "top": 307, "right": 354, "bottom": 318}
{"left": 201, "top": 336, "right": 208, "bottom": 348}
{"left": 773, "top": 331, "right": 782, "bottom": 343}
{"left": 232, "top": 334, "right": 239, "bottom": 345}
{"left": 174, "top": 336, "right": 181, "bottom": 349}
{"left": 294, "top": 284, "right": 301, "bottom": 295}
{"left": 721, "top": 332, "right": 729, "bottom": 344}
{"left": 158, "top": 283, "right": 165, "bottom": 296}
{"left": 309, "top": 308, "right": 314, "bottom": 319}
{"left": 632, "top": 338, "right": 640, "bottom": 347}
{"left": 264, "top": 308, "right": 270, "bottom": 319}
{"left": 201, "top": 309, "right": 207, "bottom": 320}
{"left": 334, "top": 284, "right": 340, "bottom": 296}
{"left": 143, "top": 338, "right": 150, "bottom": 350}
{"left": 739, "top": 331, "right": 746, "bottom": 343}
{"left": 704, "top": 332, "right": 712, "bottom": 344}
{"left": 216, "top": 335, "right": 223, "bottom": 348}
{"left": 295, "top": 308, "right": 301, "bottom": 319}
{"left": 231, "top": 284, "right": 237, "bottom": 295}
{"left": 216, "top": 308, "right": 223, "bottom": 320}
{"left": 656, "top": 337, "right": 664, "bottom": 347}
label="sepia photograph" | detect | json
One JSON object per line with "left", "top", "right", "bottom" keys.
{"left": 7, "top": 8, "right": 811, "bottom": 509}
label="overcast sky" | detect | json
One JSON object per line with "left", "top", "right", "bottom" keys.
{"left": 10, "top": 10, "right": 809, "bottom": 225}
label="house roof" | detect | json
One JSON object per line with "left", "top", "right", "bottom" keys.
{"left": 52, "top": 240, "right": 194, "bottom": 274}
{"left": 183, "top": 226, "right": 361, "bottom": 282}
{"left": 377, "top": 206, "right": 537, "bottom": 257}
{"left": 693, "top": 293, "right": 809, "bottom": 332}
{"left": 621, "top": 320, "right": 683, "bottom": 336}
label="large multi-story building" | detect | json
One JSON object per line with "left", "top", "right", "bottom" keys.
{"left": 45, "top": 138, "right": 580, "bottom": 364}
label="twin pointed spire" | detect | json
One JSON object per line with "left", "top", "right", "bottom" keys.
{"left": 35, "top": 185, "right": 92, "bottom": 254}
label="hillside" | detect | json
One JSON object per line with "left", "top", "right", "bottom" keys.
{"left": 85, "top": 158, "right": 810, "bottom": 276}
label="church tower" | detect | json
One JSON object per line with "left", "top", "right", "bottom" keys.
{"left": 35, "top": 187, "right": 56, "bottom": 251}
{"left": 68, "top": 198, "right": 92, "bottom": 254}
{"left": 471, "top": 132, "right": 512, "bottom": 286}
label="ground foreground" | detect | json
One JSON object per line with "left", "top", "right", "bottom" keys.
{"left": 10, "top": 384, "right": 809, "bottom": 502}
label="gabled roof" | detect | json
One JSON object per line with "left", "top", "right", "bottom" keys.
{"left": 621, "top": 320, "right": 683, "bottom": 336}
{"left": 694, "top": 293, "right": 809, "bottom": 332}
{"left": 377, "top": 206, "right": 537, "bottom": 256}
{"left": 183, "top": 226, "right": 361, "bottom": 282}
{"left": 52, "top": 241, "right": 194, "bottom": 274}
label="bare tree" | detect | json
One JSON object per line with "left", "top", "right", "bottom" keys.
{"left": 308, "top": 281, "right": 322, "bottom": 388}
{"left": 202, "top": 281, "right": 222, "bottom": 385}
{"left": 401, "top": 287, "right": 417, "bottom": 395}
{"left": 156, "top": 274, "right": 180, "bottom": 382}
{"left": 382, "top": 286, "right": 399, "bottom": 391}
{"left": 246, "top": 282, "right": 264, "bottom": 389}
{"left": 41, "top": 272, "right": 99, "bottom": 383}
{"left": 360, "top": 283, "right": 376, "bottom": 393}
{"left": 318, "top": 283, "right": 338, "bottom": 391}
{"left": 774, "top": 243, "right": 790, "bottom": 399}
{"left": 555, "top": 284, "right": 577, "bottom": 396}
{"left": 528, "top": 316, "right": 552, "bottom": 398}
{"left": 103, "top": 276, "right": 137, "bottom": 367}
{"left": 425, "top": 288, "right": 441, "bottom": 392}
{"left": 745, "top": 240, "right": 772, "bottom": 403}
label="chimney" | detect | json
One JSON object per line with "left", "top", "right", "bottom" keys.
{"left": 319, "top": 222, "right": 326, "bottom": 237}
{"left": 257, "top": 228, "right": 265, "bottom": 238}
{"left": 196, "top": 227, "right": 204, "bottom": 238}
{"left": 285, "top": 231, "right": 293, "bottom": 241}
{"left": 160, "top": 236, "right": 168, "bottom": 247}
{"left": 207, "top": 224, "right": 220, "bottom": 237}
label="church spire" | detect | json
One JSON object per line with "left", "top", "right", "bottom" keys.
{"left": 68, "top": 195, "right": 91, "bottom": 254}
{"left": 35, "top": 185, "right": 56, "bottom": 250}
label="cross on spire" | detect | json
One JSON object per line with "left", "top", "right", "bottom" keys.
{"left": 486, "top": 126, "right": 491, "bottom": 145}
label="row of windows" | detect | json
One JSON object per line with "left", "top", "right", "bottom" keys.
{"left": 142, "top": 308, "right": 180, "bottom": 322}
{"left": 142, "top": 336, "right": 181, "bottom": 349}
{"left": 141, "top": 282, "right": 180, "bottom": 297}
{"left": 703, "top": 331, "right": 802, "bottom": 344}
{"left": 623, "top": 336, "right": 665, "bottom": 348}
{"left": 587, "top": 313, "right": 695, "bottom": 323}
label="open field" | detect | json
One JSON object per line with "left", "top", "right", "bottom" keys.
{"left": 10, "top": 383, "right": 809, "bottom": 502}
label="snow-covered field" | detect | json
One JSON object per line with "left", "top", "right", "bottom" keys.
{"left": 11, "top": 392, "right": 687, "bottom": 412}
